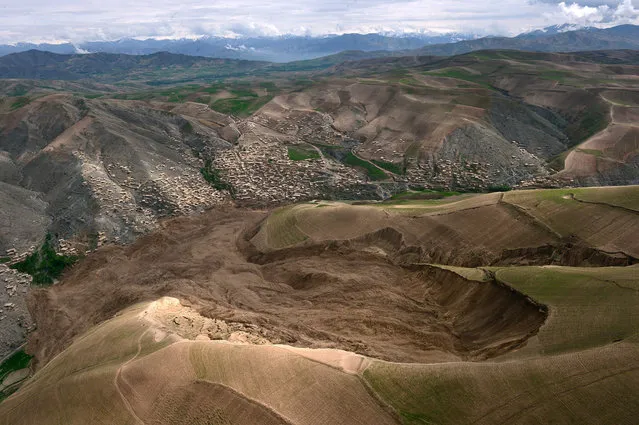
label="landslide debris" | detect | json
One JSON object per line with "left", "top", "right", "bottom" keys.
{"left": 25, "top": 208, "right": 547, "bottom": 368}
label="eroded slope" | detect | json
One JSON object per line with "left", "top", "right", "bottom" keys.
{"left": 26, "top": 208, "right": 546, "bottom": 366}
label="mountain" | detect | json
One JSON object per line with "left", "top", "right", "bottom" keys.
{"left": 0, "top": 50, "right": 270, "bottom": 81}
{"left": 1, "top": 48, "right": 637, "bottom": 258}
{"left": 2, "top": 25, "right": 639, "bottom": 64}
{"left": 0, "top": 32, "right": 479, "bottom": 63}
{"left": 414, "top": 24, "right": 639, "bottom": 56}
{"left": 2, "top": 187, "right": 639, "bottom": 424}
{"left": 0, "top": 42, "right": 78, "bottom": 57}
{"left": 517, "top": 23, "right": 591, "bottom": 38}
{"left": 1, "top": 32, "right": 639, "bottom": 425}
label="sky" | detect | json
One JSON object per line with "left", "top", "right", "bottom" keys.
{"left": 0, "top": 0, "right": 637, "bottom": 43}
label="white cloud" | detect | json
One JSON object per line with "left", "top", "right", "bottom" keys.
{"left": 554, "top": 0, "right": 639, "bottom": 24}
{"left": 558, "top": 2, "right": 611, "bottom": 24}
{"left": 0, "top": 0, "right": 637, "bottom": 44}
{"left": 614, "top": 0, "right": 639, "bottom": 21}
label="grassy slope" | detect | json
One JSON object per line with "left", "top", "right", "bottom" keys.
{"left": 288, "top": 146, "right": 320, "bottom": 161}
{"left": 0, "top": 351, "right": 32, "bottom": 401}
{"left": 0, "top": 308, "right": 160, "bottom": 425}
{"left": 2, "top": 265, "right": 637, "bottom": 425}
{"left": 251, "top": 205, "right": 309, "bottom": 251}
{"left": 252, "top": 187, "right": 639, "bottom": 253}
{"left": 503, "top": 187, "right": 639, "bottom": 257}
{"left": 570, "top": 185, "right": 639, "bottom": 212}
{"left": 0, "top": 300, "right": 398, "bottom": 425}
{"left": 2, "top": 187, "right": 638, "bottom": 424}
{"left": 251, "top": 194, "right": 501, "bottom": 250}
{"left": 364, "top": 265, "right": 639, "bottom": 425}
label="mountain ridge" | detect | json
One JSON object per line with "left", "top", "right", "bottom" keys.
{"left": 2, "top": 25, "right": 639, "bottom": 62}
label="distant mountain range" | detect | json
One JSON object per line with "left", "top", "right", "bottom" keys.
{"left": 0, "top": 32, "right": 477, "bottom": 63}
{"left": 1, "top": 24, "right": 638, "bottom": 66}
{"left": 517, "top": 23, "right": 591, "bottom": 38}
{"left": 0, "top": 50, "right": 272, "bottom": 81}
{"left": 413, "top": 24, "right": 639, "bottom": 56}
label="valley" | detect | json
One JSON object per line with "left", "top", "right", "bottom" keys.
{"left": 0, "top": 44, "right": 637, "bottom": 424}
{"left": 0, "top": 187, "right": 637, "bottom": 424}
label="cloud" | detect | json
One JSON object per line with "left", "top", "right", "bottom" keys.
{"left": 553, "top": 0, "right": 639, "bottom": 25}
{"left": 0, "top": 0, "right": 637, "bottom": 44}
{"left": 557, "top": 2, "right": 611, "bottom": 24}
{"left": 534, "top": 0, "right": 636, "bottom": 5}
{"left": 224, "top": 44, "right": 256, "bottom": 52}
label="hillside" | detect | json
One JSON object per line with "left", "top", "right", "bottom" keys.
{"left": 413, "top": 24, "right": 639, "bottom": 57}
{"left": 250, "top": 49, "right": 639, "bottom": 188}
{"left": 0, "top": 50, "right": 270, "bottom": 82}
{"left": 1, "top": 49, "right": 638, "bottom": 250}
{"left": 251, "top": 187, "right": 639, "bottom": 264}
{"left": 0, "top": 50, "right": 638, "bottom": 378}
{"left": 0, "top": 186, "right": 637, "bottom": 424}
{"left": 0, "top": 94, "right": 236, "bottom": 254}
{"left": 2, "top": 25, "right": 639, "bottom": 63}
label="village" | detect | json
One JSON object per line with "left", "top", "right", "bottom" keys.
{"left": 72, "top": 147, "right": 228, "bottom": 245}
{"left": 212, "top": 139, "right": 371, "bottom": 206}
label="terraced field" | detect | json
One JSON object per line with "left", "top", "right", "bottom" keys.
{"left": 1, "top": 265, "right": 637, "bottom": 425}
{"left": 364, "top": 265, "right": 639, "bottom": 425}
{"left": 252, "top": 186, "right": 639, "bottom": 265}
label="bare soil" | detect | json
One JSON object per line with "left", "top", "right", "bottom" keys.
{"left": 26, "top": 208, "right": 546, "bottom": 367}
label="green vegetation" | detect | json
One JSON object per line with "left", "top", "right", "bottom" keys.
{"left": 259, "top": 81, "right": 278, "bottom": 92}
{"left": 263, "top": 206, "right": 309, "bottom": 249}
{"left": 0, "top": 257, "right": 10, "bottom": 264}
{"left": 0, "top": 350, "right": 31, "bottom": 382}
{"left": 201, "top": 83, "right": 225, "bottom": 94}
{"left": 363, "top": 365, "right": 468, "bottom": 425}
{"left": 548, "top": 149, "right": 572, "bottom": 172}
{"left": 180, "top": 120, "right": 194, "bottom": 134}
{"left": 343, "top": 152, "right": 388, "bottom": 180}
{"left": 9, "top": 97, "right": 31, "bottom": 110}
{"left": 317, "top": 145, "right": 388, "bottom": 180}
{"left": 210, "top": 95, "right": 273, "bottom": 117}
{"left": 194, "top": 96, "right": 211, "bottom": 104}
{"left": 200, "top": 159, "right": 234, "bottom": 193}
{"left": 109, "top": 83, "right": 225, "bottom": 103}
{"left": 487, "top": 184, "right": 512, "bottom": 192}
{"left": 167, "top": 91, "right": 187, "bottom": 103}
{"left": 566, "top": 102, "right": 609, "bottom": 143}
{"left": 7, "top": 84, "right": 29, "bottom": 97}
{"left": 576, "top": 148, "right": 604, "bottom": 157}
{"left": 427, "top": 68, "right": 493, "bottom": 89}
{"left": 371, "top": 159, "right": 405, "bottom": 175}
{"left": 287, "top": 146, "right": 320, "bottom": 161}
{"left": 398, "top": 77, "right": 424, "bottom": 87}
{"left": 389, "top": 189, "right": 461, "bottom": 202}
{"left": 362, "top": 263, "right": 639, "bottom": 425}
{"left": 10, "top": 234, "right": 78, "bottom": 285}
{"left": 0, "top": 350, "right": 32, "bottom": 401}
{"left": 496, "top": 266, "right": 639, "bottom": 354}
{"left": 539, "top": 70, "right": 574, "bottom": 83}
{"left": 570, "top": 186, "right": 639, "bottom": 212}
{"left": 229, "top": 88, "right": 257, "bottom": 98}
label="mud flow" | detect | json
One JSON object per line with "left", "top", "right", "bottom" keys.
{"left": 27, "top": 210, "right": 546, "bottom": 365}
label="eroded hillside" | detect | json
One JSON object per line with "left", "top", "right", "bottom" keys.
{"left": 22, "top": 187, "right": 639, "bottom": 367}
{"left": 1, "top": 187, "right": 637, "bottom": 424}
